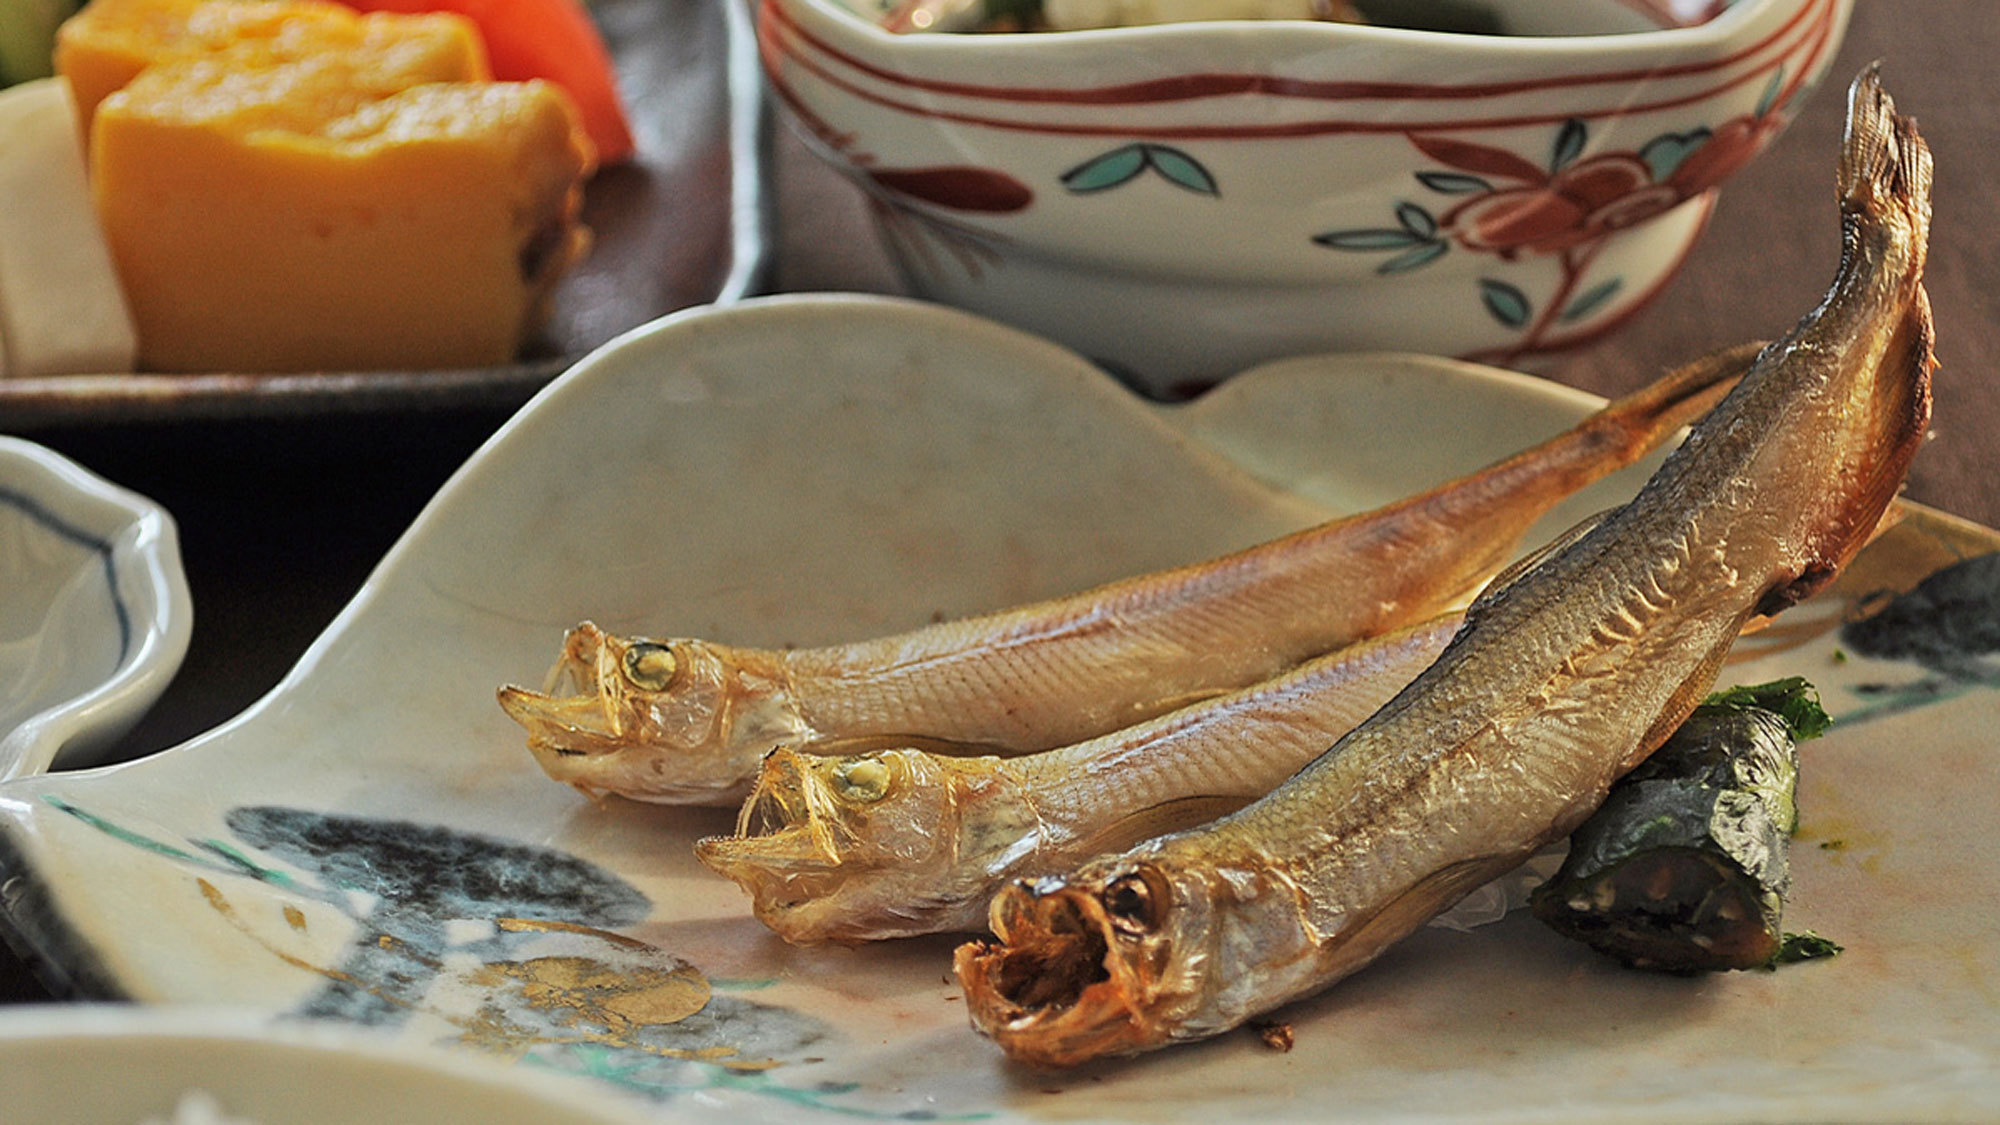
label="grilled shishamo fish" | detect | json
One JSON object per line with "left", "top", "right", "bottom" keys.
{"left": 694, "top": 615, "right": 1460, "bottom": 944}
{"left": 499, "top": 346, "right": 1753, "bottom": 805}
{"left": 1531, "top": 678, "right": 1829, "bottom": 972}
{"left": 955, "top": 67, "right": 1933, "bottom": 1068}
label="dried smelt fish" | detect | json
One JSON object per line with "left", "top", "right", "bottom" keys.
{"left": 500, "top": 346, "right": 1750, "bottom": 804}
{"left": 695, "top": 614, "right": 1460, "bottom": 943}
{"left": 955, "top": 67, "right": 1933, "bottom": 1067}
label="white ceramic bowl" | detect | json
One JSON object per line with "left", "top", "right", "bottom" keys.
{"left": 0, "top": 436, "right": 191, "bottom": 780}
{"left": 0, "top": 1006, "right": 653, "bottom": 1123}
{"left": 760, "top": 0, "right": 1853, "bottom": 392}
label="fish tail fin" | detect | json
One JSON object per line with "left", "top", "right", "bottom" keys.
{"left": 1750, "top": 69, "right": 1936, "bottom": 622}
{"left": 1375, "top": 341, "right": 1756, "bottom": 613}
{"left": 1839, "top": 63, "right": 1934, "bottom": 269}
{"left": 1753, "top": 276, "right": 1936, "bottom": 623}
{"left": 1463, "top": 338, "right": 1757, "bottom": 517}
{"left": 1847, "top": 281, "right": 1936, "bottom": 528}
{"left": 1585, "top": 339, "right": 1763, "bottom": 459}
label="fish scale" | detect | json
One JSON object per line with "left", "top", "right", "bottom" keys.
{"left": 694, "top": 615, "right": 1461, "bottom": 943}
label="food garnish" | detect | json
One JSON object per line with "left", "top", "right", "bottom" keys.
{"left": 500, "top": 342, "right": 1750, "bottom": 804}
{"left": 1770, "top": 930, "right": 1842, "bottom": 966}
{"left": 1530, "top": 678, "right": 1828, "bottom": 972}
{"left": 953, "top": 65, "right": 1932, "bottom": 1067}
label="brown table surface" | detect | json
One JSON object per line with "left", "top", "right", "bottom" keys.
{"left": 1, "top": 0, "right": 1992, "bottom": 1012}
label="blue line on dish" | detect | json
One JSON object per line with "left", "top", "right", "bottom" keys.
{"left": 0, "top": 485, "right": 132, "bottom": 665}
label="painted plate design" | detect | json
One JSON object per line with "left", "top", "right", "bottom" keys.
{"left": 0, "top": 295, "right": 1994, "bottom": 1122}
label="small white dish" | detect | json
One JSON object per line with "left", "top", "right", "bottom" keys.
{"left": 0, "top": 1004, "right": 651, "bottom": 1123}
{"left": 0, "top": 296, "right": 1993, "bottom": 1122}
{"left": 0, "top": 436, "right": 191, "bottom": 780}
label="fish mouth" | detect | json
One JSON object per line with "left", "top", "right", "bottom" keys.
{"left": 497, "top": 622, "right": 623, "bottom": 764}
{"left": 498, "top": 684, "right": 616, "bottom": 746}
{"left": 496, "top": 683, "right": 628, "bottom": 786}
{"left": 695, "top": 749, "right": 848, "bottom": 901}
{"left": 695, "top": 831, "right": 849, "bottom": 916}
{"left": 694, "top": 833, "right": 849, "bottom": 920}
{"left": 954, "top": 877, "right": 1158, "bottom": 1068}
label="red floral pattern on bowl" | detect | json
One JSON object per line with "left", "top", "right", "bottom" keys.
{"left": 760, "top": 0, "right": 1853, "bottom": 388}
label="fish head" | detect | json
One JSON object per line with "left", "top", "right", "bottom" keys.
{"left": 496, "top": 622, "right": 807, "bottom": 804}
{"left": 955, "top": 842, "right": 1317, "bottom": 1067}
{"left": 695, "top": 747, "right": 1038, "bottom": 943}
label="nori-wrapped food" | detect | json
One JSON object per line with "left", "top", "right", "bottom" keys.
{"left": 1531, "top": 678, "right": 1829, "bottom": 971}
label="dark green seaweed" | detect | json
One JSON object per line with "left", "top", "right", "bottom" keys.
{"left": 1771, "top": 930, "right": 1843, "bottom": 965}
{"left": 1530, "top": 679, "right": 1827, "bottom": 972}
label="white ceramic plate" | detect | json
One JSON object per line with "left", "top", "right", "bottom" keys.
{"left": 0, "top": 436, "right": 191, "bottom": 780}
{"left": 0, "top": 295, "right": 1994, "bottom": 1122}
{"left": 0, "top": 1005, "right": 652, "bottom": 1123}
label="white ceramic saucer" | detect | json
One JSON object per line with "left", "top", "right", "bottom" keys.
{"left": 0, "top": 296, "right": 1992, "bottom": 1122}
{"left": 0, "top": 436, "right": 191, "bottom": 780}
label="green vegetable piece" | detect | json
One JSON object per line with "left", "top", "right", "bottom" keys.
{"left": 1769, "top": 930, "right": 1843, "bottom": 966}
{"left": 1700, "top": 676, "right": 1832, "bottom": 742}
{"left": 1531, "top": 680, "right": 1816, "bottom": 972}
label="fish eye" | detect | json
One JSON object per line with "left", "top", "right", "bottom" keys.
{"left": 621, "top": 641, "right": 679, "bottom": 692}
{"left": 831, "top": 756, "right": 892, "bottom": 803}
{"left": 1102, "top": 871, "right": 1164, "bottom": 936}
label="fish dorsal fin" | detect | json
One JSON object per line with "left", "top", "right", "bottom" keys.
{"left": 1066, "top": 794, "right": 1255, "bottom": 857}
{"left": 1474, "top": 508, "right": 1615, "bottom": 607}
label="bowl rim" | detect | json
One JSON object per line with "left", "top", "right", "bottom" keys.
{"left": 774, "top": 0, "right": 1824, "bottom": 60}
